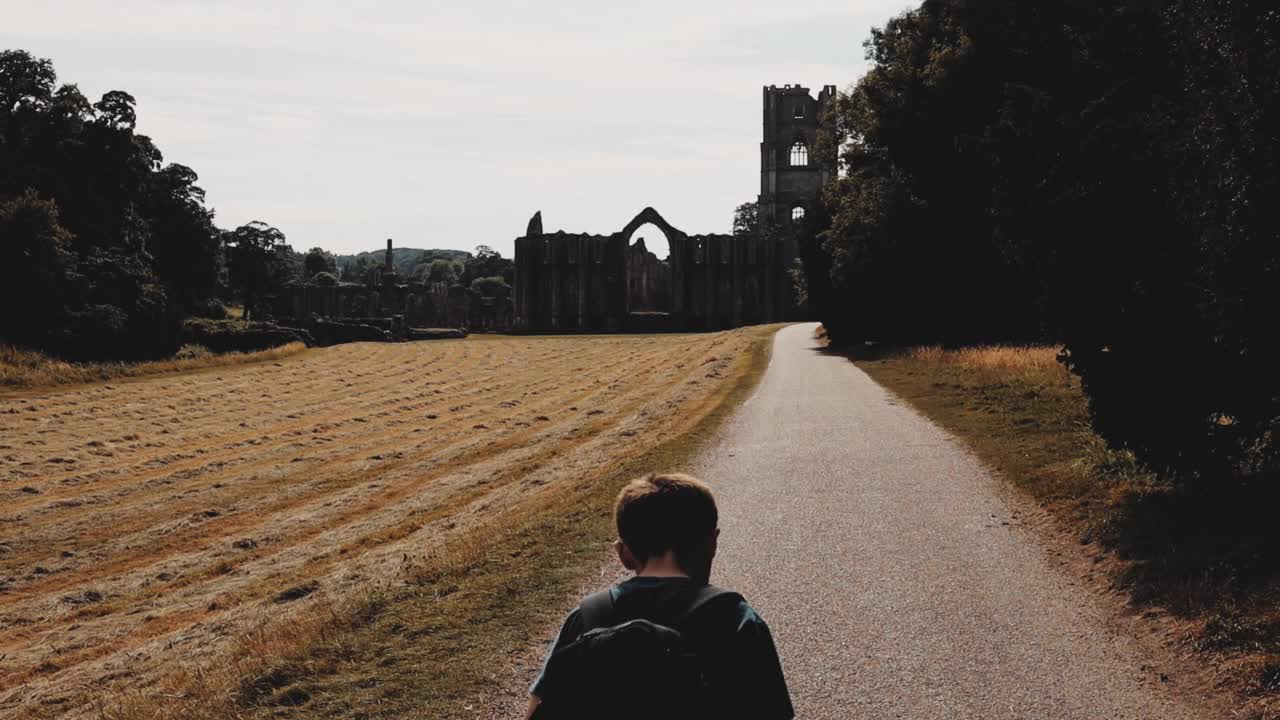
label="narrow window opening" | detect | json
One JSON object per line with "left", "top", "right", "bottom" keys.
{"left": 793, "top": 103, "right": 805, "bottom": 119}
{"left": 792, "top": 206, "right": 806, "bottom": 223}
{"left": 790, "top": 142, "right": 809, "bottom": 167}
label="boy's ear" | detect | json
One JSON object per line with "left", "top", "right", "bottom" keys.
{"left": 615, "top": 540, "right": 641, "bottom": 572}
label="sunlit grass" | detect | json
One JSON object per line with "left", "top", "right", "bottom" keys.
{"left": 0, "top": 342, "right": 308, "bottom": 391}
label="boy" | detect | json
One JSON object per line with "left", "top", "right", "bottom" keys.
{"left": 525, "top": 472, "right": 793, "bottom": 719}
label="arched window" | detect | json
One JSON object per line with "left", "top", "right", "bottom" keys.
{"left": 792, "top": 206, "right": 806, "bottom": 223}
{"left": 790, "top": 142, "right": 808, "bottom": 167}
{"left": 793, "top": 103, "right": 805, "bottom": 119}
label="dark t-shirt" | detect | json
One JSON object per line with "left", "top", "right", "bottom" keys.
{"left": 530, "top": 576, "right": 794, "bottom": 719}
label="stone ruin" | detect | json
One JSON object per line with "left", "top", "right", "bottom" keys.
{"left": 512, "top": 207, "right": 791, "bottom": 333}
{"left": 510, "top": 83, "right": 836, "bottom": 334}
{"left": 281, "top": 239, "right": 512, "bottom": 342}
{"left": 282, "top": 83, "right": 833, "bottom": 339}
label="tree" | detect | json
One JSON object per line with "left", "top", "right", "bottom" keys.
{"left": 342, "top": 255, "right": 372, "bottom": 283}
{"left": 462, "top": 245, "right": 513, "bottom": 286}
{"left": 224, "top": 221, "right": 291, "bottom": 321}
{"left": 732, "top": 202, "right": 758, "bottom": 237}
{"left": 807, "top": 1, "right": 1280, "bottom": 480}
{"left": 816, "top": 1, "right": 1042, "bottom": 345}
{"left": 147, "top": 163, "right": 221, "bottom": 309}
{"left": 93, "top": 90, "right": 136, "bottom": 131}
{"left": 0, "top": 50, "right": 291, "bottom": 358}
{"left": 0, "top": 50, "right": 54, "bottom": 116}
{"left": 469, "top": 275, "right": 511, "bottom": 299}
{"left": 419, "top": 257, "right": 459, "bottom": 284}
{"left": 0, "top": 191, "right": 75, "bottom": 346}
{"left": 303, "top": 247, "right": 337, "bottom": 279}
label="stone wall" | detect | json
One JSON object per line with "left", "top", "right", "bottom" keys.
{"left": 513, "top": 207, "right": 787, "bottom": 333}
{"left": 281, "top": 239, "right": 512, "bottom": 334}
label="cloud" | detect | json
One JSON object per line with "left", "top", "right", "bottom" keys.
{"left": 3, "top": 0, "right": 907, "bottom": 255}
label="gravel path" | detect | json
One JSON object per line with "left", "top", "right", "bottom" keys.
{"left": 692, "top": 323, "right": 1217, "bottom": 719}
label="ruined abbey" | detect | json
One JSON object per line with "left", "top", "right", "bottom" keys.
{"left": 282, "top": 84, "right": 834, "bottom": 338}
{"left": 513, "top": 84, "right": 836, "bottom": 333}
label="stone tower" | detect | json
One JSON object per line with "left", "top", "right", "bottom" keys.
{"left": 758, "top": 84, "right": 837, "bottom": 265}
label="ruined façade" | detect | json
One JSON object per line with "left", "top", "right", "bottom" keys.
{"left": 512, "top": 84, "right": 836, "bottom": 333}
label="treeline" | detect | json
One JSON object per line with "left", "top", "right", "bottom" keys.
{"left": 0, "top": 50, "right": 512, "bottom": 360}
{"left": 0, "top": 50, "right": 309, "bottom": 358}
{"left": 803, "top": 1, "right": 1278, "bottom": 482}
{"left": 0, "top": 49, "right": 226, "bottom": 359}
{"left": 335, "top": 245, "right": 514, "bottom": 294}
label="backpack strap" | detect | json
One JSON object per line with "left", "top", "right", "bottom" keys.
{"left": 675, "top": 584, "right": 743, "bottom": 625}
{"left": 576, "top": 588, "right": 616, "bottom": 633}
{"left": 577, "top": 583, "right": 741, "bottom": 632}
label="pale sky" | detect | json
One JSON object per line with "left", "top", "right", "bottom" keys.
{"left": 4, "top": 1, "right": 910, "bottom": 257}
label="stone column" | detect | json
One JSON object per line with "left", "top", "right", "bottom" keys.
{"left": 732, "top": 237, "right": 744, "bottom": 328}
{"left": 577, "top": 238, "right": 587, "bottom": 330}
{"left": 550, "top": 252, "right": 561, "bottom": 332}
{"left": 704, "top": 238, "right": 717, "bottom": 330}
{"left": 670, "top": 237, "right": 683, "bottom": 319}
{"left": 513, "top": 237, "right": 524, "bottom": 331}
{"left": 764, "top": 238, "right": 777, "bottom": 323}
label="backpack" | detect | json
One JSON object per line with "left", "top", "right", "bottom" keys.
{"left": 533, "top": 583, "right": 743, "bottom": 720}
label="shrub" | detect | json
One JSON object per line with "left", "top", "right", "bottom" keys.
{"left": 173, "top": 344, "right": 212, "bottom": 360}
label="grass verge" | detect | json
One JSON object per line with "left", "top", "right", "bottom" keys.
{"left": 98, "top": 325, "right": 778, "bottom": 720}
{"left": 0, "top": 342, "right": 308, "bottom": 392}
{"left": 848, "top": 342, "right": 1280, "bottom": 715}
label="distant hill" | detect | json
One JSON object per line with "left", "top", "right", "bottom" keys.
{"left": 335, "top": 248, "right": 471, "bottom": 277}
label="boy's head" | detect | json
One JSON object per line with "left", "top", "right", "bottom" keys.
{"left": 613, "top": 473, "right": 719, "bottom": 582}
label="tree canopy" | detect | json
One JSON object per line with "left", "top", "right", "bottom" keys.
{"left": 0, "top": 49, "right": 313, "bottom": 357}
{"left": 0, "top": 49, "right": 228, "bottom": 358}
{"left": 804, "top": 0, "right": 1280, "bottom": 481}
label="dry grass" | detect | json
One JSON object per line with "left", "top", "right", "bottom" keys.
{"left": 907, "top": 344, "right": 1062, "bottom": 374}
{"left": 0, "top": 327, "right": 777, "bottom": 719}
{"left": 851, "top": 342, "right": 1280, "bottom": 717}
{"left": 0, "top": 343, "right": 308, "bottom": 391}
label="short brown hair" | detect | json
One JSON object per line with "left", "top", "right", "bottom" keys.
{"left": 614, "top": 473, "right": 718, "bottom": 567}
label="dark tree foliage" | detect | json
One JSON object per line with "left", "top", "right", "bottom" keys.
{"left": 148, "top": 163, "right": 221, "bottom": 307}
{"left": 303, "top": 246, "right": 338, "bottom": 279}
{"left": 0, "top": 49, "right": 230, "bottom": 359}
{"left": 418, "top": 257, "right": 461, "bottom": 284}
{"left": 0, "top": 191, "right": 76, "bottom": 347}
{"left": 341, "top": 255, "right": 373, "bottom": 283}
{"left": 816, "top": 1, "right": 1042, "bottom": 345}
{"left": 732, "top": 202, "right": 759, "bottom": 237}
{"left": 469, "top": 275, "right": 511, "bottom": 299}
{"left": 460, "top": 245, "right": 514, "bottom": 287}
{"left": 812, "top": 1, "right": 1280, "bottom": 480}
{"left": 224, "top": 221, "right": 295, "bottom": 321}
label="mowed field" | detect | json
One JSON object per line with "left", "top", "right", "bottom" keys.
{"left": 0, "top": 329, "right": 768, "bottom": 718}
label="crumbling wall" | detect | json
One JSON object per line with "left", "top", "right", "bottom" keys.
{"left": 513, "top": 207, "right": 786, "bottom": 333}
{"left": 283, "top": 238, "right": 518, "bottom": 333}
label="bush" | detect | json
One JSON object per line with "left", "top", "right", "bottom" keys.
{"left": 173, "top": 343, "right": 213, "bottom": 360}
{"left": 985, "top": 0, "right": 1280, "bottom": 481}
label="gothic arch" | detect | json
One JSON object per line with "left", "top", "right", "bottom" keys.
{"left": 617, "top": 207, "right": 688, "bottom": 242}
